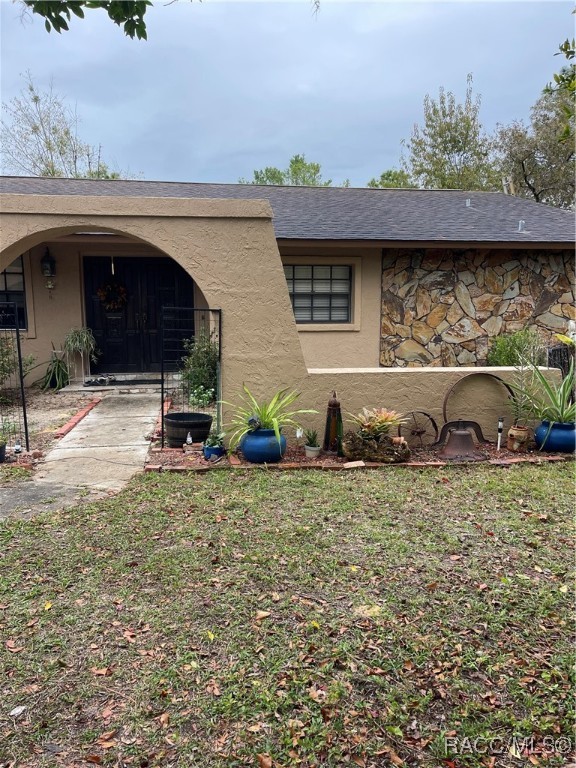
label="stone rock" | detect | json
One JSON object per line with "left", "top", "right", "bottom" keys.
{"left": 533, "top": 288, "right": 558, "bottom": 316}
{"left": 458, "top": 270, "right": 476, "bottom": 286}
{"left": 484, "top": 267, "right": 503, "bottom": 294}
{"left": 446, "top": 301, "right": 464, "bottom": 325}
{"left": 381, "top": 315, "right": 396, "bottom": 336}
{"left": 380, "top": 340, "right": 396, "bottom": 367}
{"left": 395, "top": 269, "right": 409, "bottom": 288}
{"left": 426, "top": 304, "right": 448, "bottom": 328}
{"left": 457, "top": 349, "right": 477, "bottom": 365}
{"left": 396, "top": 339, "right": 433, "bottom": 363}
{"left": 454, "top": 282, "right": 476, "bottom": 317}
{"left": 395, "top": 254, "right": 411, "bottom": 273}
{"left": 421, "top": 270, "right": 455, "bottom": 292}
{"left": 342, "top": 431, "right": 411, "bottom": 464}
{"left": 467, "top": 284, "right": 483, "bottom": 298}
{"left": 502, "top": 267, "right": 520, "bottom": 292}
{"left": 559, "top": 291, "right": 574, "bottom": 304}
{"left": 476, "top": 336, "right": 489, "bottom": 363}
{"left": 412, "top": 321, "right": 434, "bottom": 345}
{"left": 382, "top": 267, "right": 396, "bottom": 287}
{"left": 503, "top": 280, "right": 520, "bottom": 300}
{"left": 443, "top": 317, "right": 486, "bottom": 343}
{"left": 563, "top": 304, "right": 576, "bottom": 320}
{"left": 475, "top": 267, "right": 485, "bottom": 289}
{"left": 481, "top": 316, "right": 503, "bottom": 336}
{"left": 421, "top": 253, "right": 445, "bottom": 270}
{"left": 473, "top": 293, "right": 502, "bottom": 313}
{"left": 415, "top": 288, "right": 432, "bottom": 319}
{"left": 404, "top": 309, "right": 415, "bottom": 325}
{"left": 436, "top": 320, "right": 449, "bottom": 334}
{"left": 502, "top": 259, "right": 520, "bottom": 271}
{"left": 382, "top": 290, "right": 405, "bottom": 324}
{"left": 396, "top": 324, "right": 411, "bottom": 338}
{"left": 441, "top": 343, "right": 458, "bottom": 366}
{"left": 549, "top": 254, "right": 565, "bottom": 274}
{"left": 502, "top": 297, "right": 535, "bottom": 323}
{"left": 397, "top": 279, "right": 418, "bottom": 300}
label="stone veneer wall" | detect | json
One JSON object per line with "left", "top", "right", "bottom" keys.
{"left": 380, "top": 248, "right": 575, "bottom": 367}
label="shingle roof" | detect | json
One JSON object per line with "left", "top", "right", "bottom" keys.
{"left": 1, "top": 176, "right": 573, "bottom": 244}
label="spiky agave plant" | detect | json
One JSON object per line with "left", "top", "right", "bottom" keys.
{"left": 224, "top": 385, "right": 317, "bottom": 451}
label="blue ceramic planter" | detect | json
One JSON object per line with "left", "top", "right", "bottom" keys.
{"left": 240, "top": 429, "right": 286, "bottom": 463}
{"left": 534, "top": 421, "right": 576, "bottom": 452}
{"left": 203, "top": 445, "right": 226, "bottom": 460}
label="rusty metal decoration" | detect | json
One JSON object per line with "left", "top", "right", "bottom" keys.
{"left": 399, "top": 411, "right": 439, "bottom": 449}
{"left": 442, "top": 372, "right": 516, "bottom": 424}
{"left": 435, "top": 419, "right": 488, "bottom": 446}
{"left": 323, "top": 391, "right": 344, "bottom": 455}
{"left": 438, "top": 422, "right": 487, "bottom": 461}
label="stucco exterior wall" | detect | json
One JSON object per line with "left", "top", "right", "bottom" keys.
{"left": 279, "top": 246, "right": 382, "bottom": 368}
{"left": 381, "top": 247, "right": 575, "bottom": 367}
{"left": 0, "top": 194, "right": 308, "bottom": 397}
{"left": 0, "top": 194, "right": 563, "bottom": 444}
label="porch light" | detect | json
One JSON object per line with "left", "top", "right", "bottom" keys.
{"left": 41, "top": 248, "right": 56, "bottom": 277}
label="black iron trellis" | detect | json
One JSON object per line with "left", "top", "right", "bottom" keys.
{"left": 160, "top": 307, "right": 222, "bottom": 448}
{"left": 0, "top": 302, "right": 30, "bottom": 453}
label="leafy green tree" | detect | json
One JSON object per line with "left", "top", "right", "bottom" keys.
{"left": 22, "top": 0, "right": 151, "bottom": 39}
{"left": 1, "top": 72, "right": 125, "bottom": 178}
{"left": 240, "top": 153, "right": 348, "bottom": 187}
{"left": 403, "top": 74, "right": 499, "bottom": 191}
{"left": 21, "top": 0, "right": 320, "bottom": 39}
{"left": 367, "top": 169, "right": 415, "bottom": 188}
{"left": 546, "top": 39, "right": 575, "bottom": 141}
{"left": 495, "top": 88, "right": 575, "bottom": 209}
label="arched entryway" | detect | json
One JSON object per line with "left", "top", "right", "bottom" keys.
{"left": 83, "top": 254, "right": 196, "bottom": 373}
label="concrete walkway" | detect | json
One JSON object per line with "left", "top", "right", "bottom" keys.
{"left": 0, "top": 393, "right": 160, "bottom": 519}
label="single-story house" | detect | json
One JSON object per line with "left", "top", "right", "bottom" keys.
{"left": 1, "top": 176, "right": 573, "bottom": 437}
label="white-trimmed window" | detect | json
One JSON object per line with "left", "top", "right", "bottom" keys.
{"left": 284, "top": 264, "right": 351, "bottom": 323}
{"left": 0, "top": 256, "right": 27, "bottom": 329}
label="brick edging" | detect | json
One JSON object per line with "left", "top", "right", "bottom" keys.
{"left": 143, "top": 454, "right": 570, "bottom": 474}
{"left": 54, "top": 398, "right": 101, "bottom": 439}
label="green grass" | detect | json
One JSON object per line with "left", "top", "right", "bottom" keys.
{"left": 1, "top": 464, "right": 574, "bottom": 767}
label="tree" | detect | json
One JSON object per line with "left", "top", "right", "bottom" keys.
{"left": 546, "top": 39, "right": 575, "bottom": 141}
{"left": 403, "top": 74, "right": 499, "bottom": 191}
{"left": 495, "top": 88, "right": 575, "bottom": 209}
{"left": 1, "top": 72, "right": 124, "bottom": 178}
{"left": 367, "top": 169, "right": 415, "bottom": 188}
{"left": 240, "top": 153, "right": 348, "bottom": 187}
{"left": 22, "top": 1, "right": 151, "bottom": 40}
{"left": 21, "top": 0, "right": 320, "bottom": 40}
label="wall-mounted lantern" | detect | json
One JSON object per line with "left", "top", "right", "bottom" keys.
{"left": 41, "top": 248, "right": 56, "bottom": 278}
{"left": 41, "top": 248, "right": 56, "bottom": 292}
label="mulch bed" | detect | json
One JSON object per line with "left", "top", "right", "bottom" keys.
{"left": 145, "top": 439, "right": 572, "bottom": 472}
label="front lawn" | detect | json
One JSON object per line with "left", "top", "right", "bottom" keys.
{"left": 1, "top": 464, "right": 574, "bottom": 767}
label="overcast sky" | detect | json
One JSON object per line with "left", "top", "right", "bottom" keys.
{"left": 0, "top": 0, "right": 572, "bottom": 186}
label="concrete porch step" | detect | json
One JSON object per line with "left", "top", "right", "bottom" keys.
{"left": 63, "top": 373, "right": 164, "bottom": 394}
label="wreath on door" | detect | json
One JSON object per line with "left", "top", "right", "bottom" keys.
{"left": 96, "top": 281, "right": 128, "bottom": 312}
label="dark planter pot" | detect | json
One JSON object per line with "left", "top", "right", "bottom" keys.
{"left": 0, "top": 443, "right": 6, "bottom": 464}
{"left": 164, "top": 412, "right": 213, "bottom": 448}
{"left": 240, "top": 429, "right": 286, "bottom": 463}
{"left": 203, "top": 445, "right": 225, "bottom": 460}
{"left": 534, "top": 421, "right": 576, "bottom": 452}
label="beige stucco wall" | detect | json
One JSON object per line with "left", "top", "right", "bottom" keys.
{"left": 0, "top": 194, "right": 562, "bottom": 443}
{"left": 279, "top": 246, "right": 382, "bottom": 368}
{"left": 0, "top": 194, "right": 308, "bottom": 396}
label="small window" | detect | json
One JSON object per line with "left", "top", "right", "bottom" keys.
{"left": 0, "top": 256, "right": 27, "bottom": 329}
{"left": 284, "top": 265, "right": 351, "bottom": 323}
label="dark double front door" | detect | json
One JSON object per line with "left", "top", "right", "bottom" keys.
{"left": 84, "top": 256, "right": 195, "bottom": 373}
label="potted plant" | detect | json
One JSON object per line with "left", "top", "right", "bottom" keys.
{"left": 203, "top": 431, "right": 226, "bottom": 460}
{"left": 506, "top": 361, "right": 535, "bottom": 452}
{"left": 63, "top": 327, "right": 99, "bottom": 381}
{"left": 39, "top": 343, "right": 70, "bottom": 391}
{"left": 519, "top": 359, "right": 576, "bottom": 452}
{"left": 0, "top": 420, "right": 16, "bottom": 463}
{"left": 303, "top": 428, "right": 321, "bottom": 459}
{"left": 225, "top": 385, "right": 317, "bottom": 464}
{"left": 342, "top": 407, "right": 411, "bottom": 463}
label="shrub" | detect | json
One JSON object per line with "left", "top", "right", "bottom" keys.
{"left": 181, "top": 330, "right": 219, "bottom": 398}
{"left": 0, "top": 336, "right": 35, "bottom": 387}
{"left": 486, "top": 328, "right": 546, "bottom": 367}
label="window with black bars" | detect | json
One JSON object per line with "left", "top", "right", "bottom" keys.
{"left": 0, "top": 256, "right": 27, "bottom": 329}
{"left": 284, "top": 265, "right": 351, "bottom": 323}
